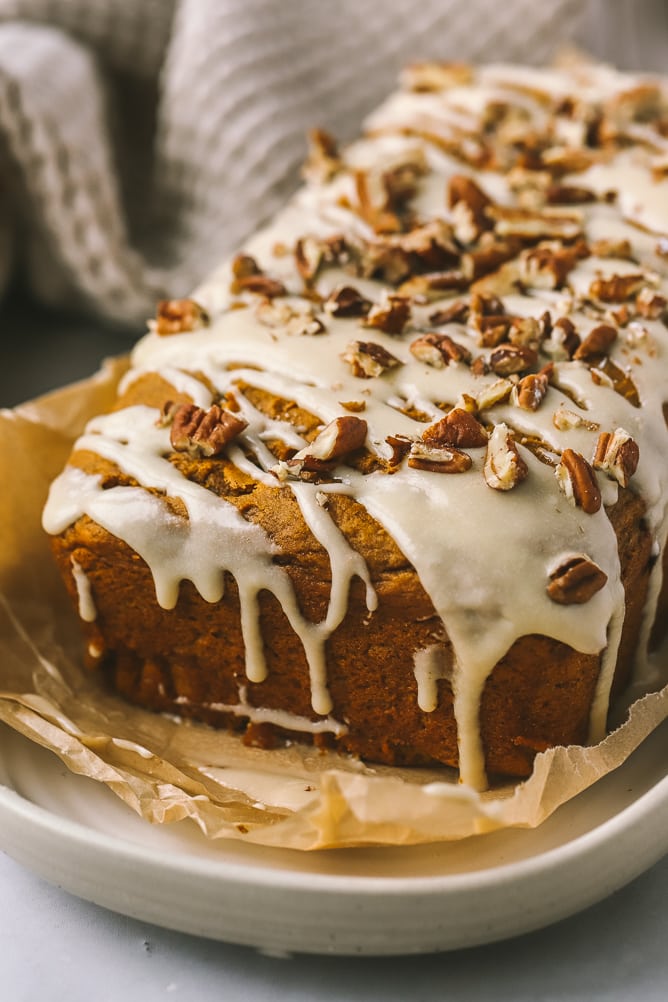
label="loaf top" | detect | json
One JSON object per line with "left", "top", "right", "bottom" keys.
{"left": 44, "top": 60, "right": 668, "bottom": 788}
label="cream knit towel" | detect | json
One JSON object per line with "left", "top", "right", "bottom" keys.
{"left": 0, "top": 0, "right": 664, "bottom": 329}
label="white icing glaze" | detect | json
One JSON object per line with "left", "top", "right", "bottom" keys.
{"left": 43, "top": 62, "right": 668, "bottom": 789}
{"left": 70, "top": 557, "right": 97, "bottom": 623}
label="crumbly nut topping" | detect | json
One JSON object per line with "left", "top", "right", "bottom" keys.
{"left": 421, "top": 408, "right": 488, "bottom": 449}
{"left": 408, "top": 441, "right": 473, "bottom": 474}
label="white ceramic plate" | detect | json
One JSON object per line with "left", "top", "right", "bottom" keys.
{"left": 1, "top": 719, "right": 667, "bottom": 956}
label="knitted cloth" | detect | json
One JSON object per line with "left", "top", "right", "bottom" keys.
{"left": 0, "top": 0, "right": 664, "bottom": 329}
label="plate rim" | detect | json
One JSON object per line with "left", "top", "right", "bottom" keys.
{"left": 1, "top": 745, "right": 668, "bottom": 895}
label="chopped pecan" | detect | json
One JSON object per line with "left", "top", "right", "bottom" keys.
{"left": 574, "top": 324, "right": 618, "bottom": 361}
{"left": 590, "top": 237, "right": 634, "bottom": 260}
{"left": 547, "top": 556, "right": 608, "bottom": 605}
{"left": 462, "top": 238, "right": 521, "bottom": 281}
{"left": 339, "top": 400, "right": 366, "bottom": 413}
{"left": 636, "top": 287, "right": 667, "bottom": 319}
{"left": 422, "top": 408, "right": 487, "bottom": 448}
{"left": 546, "top": 184, "right": 596, "bottom": 205}
{"left": 294, "top": 236, "right": 326, "bottom": 283}
{"left": 288, "top": 416, "right": 368, "bottom": 472}
{"left": 401, "top": 61, "right": 473, "bottom": 92}
{"left": 398, "top": 270, "right": 469, "bottom": 300}
{"left": 447, "top": 174, "right": 494, "bottom": 243}
{"left": 385, "top": 434, "right": 413, "bottom": 467}
{"left": 302, "top": 128, "right": 342, "bottom": 183}
{"left": 552, "top": 405, "right": 600, "bottom": 432}
{"left": 555, "top": 449, "right": 602, "bottom": 514}
{"left": 255, "top": 299, "right": 326, "bottom": 336}
{"left": 488, "top": 205, "right": 583, "bottom": 241}
{"left": 408, "top": 442, "right": 473, "bottom": 474}
{"left": 512, "top": 371, "right": 549, "bottom": 411}
{"left": 476, "top": 377, "right": 514, "bottom": 411}
{"left": 541, "top": 316, "right": 580, "bottom": 360}
{"left": 508, "top": 315, "right": 541, "bottom": 348}
{"left": 342, "top": 340, "right": 402, "bottom": 378}
{"left": 429, "top": 299, "right": 470, "bottom": 326}
{"left": 483, "top": 423, "right": 528, "bottom": 491}
{"left": 473, "top": 314, "right": 513, "bottom": 348}
{"left": 325, "top": 285, "right": 372, "bottom": 318}
{"left": 364, "top": 294, "right": 411, "bottom": 335}
{"left": 518, "top": 242, "right": 587, "bottom": 290}
{"left": 169, "top": 403, "right": 248, "bottom": 457}
{"left": 155, "top": 298, "right": 209, "bottom": 336}
{"left": 489, "top": 343, "right": 538, "bottom": 376}
{"left": 409, "top": 332, "right": 472, "bottom": 368}
{"left": 230, "top": 254, "right": 287, "bottom": 297}
{"left": 589, "top": 273, "right": 646, "bottom": 302}
{"left": 592, "top": 428, "right": 639, "bottom": 487}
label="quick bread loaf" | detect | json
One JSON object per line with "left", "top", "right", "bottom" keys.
{"left": 43, "top": 60, "right": 668, "bottom": 789}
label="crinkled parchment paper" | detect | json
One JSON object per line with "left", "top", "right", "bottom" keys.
{"left": 1, "top": 359, "right": 667, "bottom": 850}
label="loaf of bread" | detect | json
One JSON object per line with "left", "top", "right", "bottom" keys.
{"left": 43, "top": 60, "right": 668, "bottom": 789}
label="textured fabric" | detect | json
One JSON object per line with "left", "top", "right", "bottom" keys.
{"left": 0, "top": 0, "right": 664, "bottom": 329}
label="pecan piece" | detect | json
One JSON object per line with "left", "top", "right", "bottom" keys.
{"left": 409, "top": 332, "right": 472, "bottom": 368}
{"left": 288, "top": 416, "right": 368, "bottom": 473}
{"left": 489, "top": 343, "right": 538, "bottom": 376}
{"left": 555, "top": 449, "right": 602, "bottom": 513}
{"left": 547, "top": 556, "right": 608, "bottom": 605}
{"left": 512, "top": 371, "right": 549, "bottom": 411}
{"left": 573, "top": 324, "right": 618, "bottom": 362}
{"left": 155, "top": 298, "right": 209, "bottom": 336}
{"left": 429, "top": 300, "right": 470, "bottom": 325}
{"left": 408, "top": 442, "right": 472, "bottom": 474}
{"left": 447, "top": 174, "right": 494, "bottom": 243}
{"left": 342, "top": 340, "right": 402, "bottom": 378}
{"left": 541, "top": 316, "right": 580, "bottom": 360}
{"left": 636, "top": 287, "right": 667, "bottom": 319}
{"left": 552, "top": 405, "right": 600, "bottom": 432}
{"left": 230, "top": 254, "right": 286, "bottom": 298}
{"left": 363, "top": 294, "right": 411, "bottom": 335}
{"left": 325, "top": 285, "right": 372, "bottom": 318}
{"left": 385, "top": 434, "right": 413, "bottom": 467}
{"left": 401, "top": 61, "right": 473, "bottom": 92}
{"left": 422, "top": 408, "right": 487, "bottom": 449}
{"left": 483, "top": 424, "right": 528, "bottom": 491}
{"left": 589, "top": 273, "right": 646, "bottom": 302}
{"left": 302, "top": 128, "right": 341, "bottom": 183}
{"left": 169, "top": 403, "right": 248, "bottom": 457}
{"left": 592, "top": 428, "right": 639, "bottom": 487}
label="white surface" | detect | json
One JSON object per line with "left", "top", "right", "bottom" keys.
{"left": 1, "top": 717, "right": 668, "bottom": 961}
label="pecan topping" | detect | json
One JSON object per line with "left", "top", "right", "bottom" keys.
{"left": 541, "top": 316, "right": 580, "bottom": 360}
{"left": 325, "top": 285, "right": 372, "bottom": 318}
{"left": 489, "top": 343, "right": 538, "bottom": 376}
{"left": 508, "top": 315, "right": 541, "bottom": 349}
{"left": 363, "top": 294, "right": 411, "bottom": 335}
{"left": 552, "top": 405, "right": 600, "bottom": 432}
{"left": 589, "top": 273, "right": 646, "bottom": 302}
{"left": 155, "top": 298, "right": 209, "bottom": 336}
{"left": 342, "top": 340, "right": 402, "bottom": 378}
{"left": 547, "top": 556, "right": 608, "bottom": 605}
{"left": 546, "top": 184, "right": 596, "bottom": 205}
{"left": 636, "top": 287, "right": 667, "bottom": 319}
{"left": 409, "top": 332, "right": 471, "bottom": 368}
{"left": 488, "top": 205, "right": 583, "bottom": 241}
{"left": 518, "top": 243, "right": 587, "bottom": 290}
{"left": 573, "top": 324, "right": 618, "bottom": 361}
{"left": 592, "top": 428, "right": 639, "bottom": 487}
{"left": 476, "top": 377, "right": 514, "bottom": 411}
{"left": 385, "top": 434, "right": 413, "bottom": 467}
{"left": 422, "top": 408, "right": 488, "bottom": 449}
{"left": 447, "top": 174, "right": 494, "bottom": 243}
{"left": 512, "top": 371, "right": 549, "bottom": 411}
{"left": 483, "top": 423, "right": 528, "bottom": 491}
{"left": 169, "top": 403, "right": 248, "bottom": 457}
{"left": 294, "top": 236, "right": 325, "bottom": 283}
{"left": 555, "top": 449, "right": 602, "bottom": 514}
{"left": 255, "top": 299, "right": 326, "bottom": 336}
{"left": 590, "top": 237, "right": 634, "bottom": 260}
{"left": 429, "top": 299, "right": 470, "bottom": 326}
{"left": 302, "top": 128, "right": 342, "bottom": 183}
{"left": 230, "top": 253, "right": 286, "bottom": 298}
{"left": 401, "top": 61, "right": 473, "bottom": 92}
{"left": 462, "top": 238, "right": 521, "bottom": 281}
{"left": 408, "top": 442, "right": 473, "bottom": 474}
{"left": 288, "top": 416, "right": 367, "bottom": 472}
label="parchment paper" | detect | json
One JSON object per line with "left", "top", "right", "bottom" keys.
{"left": 1, "top": 359, "right": 667, "bottom": 850}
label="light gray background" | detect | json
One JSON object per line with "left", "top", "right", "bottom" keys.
{"left": 1, "top": 306, "right": 667, "bottom": 999}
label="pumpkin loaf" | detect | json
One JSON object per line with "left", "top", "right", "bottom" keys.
{"left": 44, "top": 61, "right": 668, "bottom": 788}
